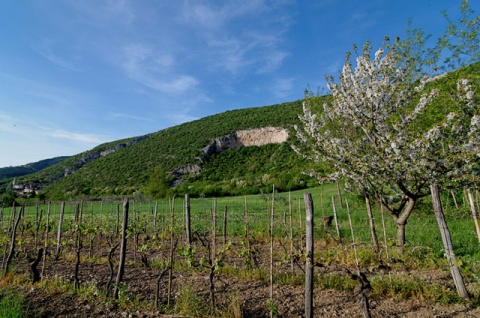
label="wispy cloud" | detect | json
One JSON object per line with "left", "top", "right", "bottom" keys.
{"left": 32, "top": 39, "right": 84, "bottom": 72}
{"left": 121, "top": 43, "right": 199, "bottom": 93}
{"left": 66, "top": 0, "right": 136, "bottom": 27}
{"left": 0, "top": 111, "right": 105, "bottom": 145}
{"left": 49, "top": 129, "right": 105, "bottom": 144}
{"left": 165, "top": 112, "right": 199, "bottom": 125}
{"left": 107, "top": 112, "right": 154, "bottom": 122}
{"left": 182, "top": 0, "right": 294, "bottom": 76}
{"left": 271, "top": 77, "right": 295, "bottom": 99}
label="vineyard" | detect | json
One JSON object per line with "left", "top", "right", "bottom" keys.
{"left": 0, "top": 184, "right": 479, "bottom": 317}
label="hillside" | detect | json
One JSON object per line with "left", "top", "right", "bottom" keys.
{"left": 2, "top": 62, "right": 479, "bottom": 201}
{"left": 7, "top": 99, "right": 326, "bottom": 200}
{"left": 0, "top": 156, "right": 70, "bottom": 180}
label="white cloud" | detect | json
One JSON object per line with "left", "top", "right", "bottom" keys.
{"left": 107, "top": 112, "right": 153, "bottom": 122}
{"left": 181, "top": 0, "right": 294, "bottom": 75}
{"left": 271, "top": 77, "right": 295, "bottom": 99}
{"left": 121, "top": 44, "right": 199, "bottom": 93}
{"left": 49, "top": 129, "right": 105, "bottom": 144}
{"left": 65, "top": 0, "right": 136, "bottom": 27}
{"left": 33, "top": 39, "right": 84, "bottom": 72}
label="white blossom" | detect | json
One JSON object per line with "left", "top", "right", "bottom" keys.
{"left": 294, "top": 40, "right": 479, "bottom": 228}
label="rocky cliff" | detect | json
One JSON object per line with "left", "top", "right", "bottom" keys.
{"left": 201, "top": 127, "right": 289, "bottom": 161}
{"left": 173, "top": 127, "right": 289, "bottom": 182}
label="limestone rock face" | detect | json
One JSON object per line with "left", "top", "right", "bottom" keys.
{"left": 173, "top": 127, "right": 289, "bottom": 185}
{"left": 201, "top": 127, "right": 289, "bottom": 161}
{"left": 236, "top": 127, "right": 289, "bottom": 146}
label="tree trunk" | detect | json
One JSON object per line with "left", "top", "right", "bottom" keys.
{"left": 430, "top": 184, "right": 470, "bottom": 300}
{"left": 393, "top": 198, "right": 416, "bottom": 248}
{"left": 30, "top": 248, "right": 44, "bottom": 283}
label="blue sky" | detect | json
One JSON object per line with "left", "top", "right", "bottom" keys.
{"left": 0, "top": 0, "right": 468, "bottom": 167}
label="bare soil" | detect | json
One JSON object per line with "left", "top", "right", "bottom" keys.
{"left": 6, "top": 234, "right": 480, "bottom": 318}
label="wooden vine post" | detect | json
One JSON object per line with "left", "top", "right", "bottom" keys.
{"left": 115, "top": 203, "right": 120, "bottom": 236}
{"left": 269, "top": 186, "right": 275, "bottom": 318}
{"left": 210, "top": 198, "right": 217, "bottom": 315}
{"left": 304, "top": 193, "right": 314, "bottom": 318}
{"left": 185, "top": 194, "right": 191, "bottom": 251}
{"left": 466, "top": 188, "right": 480, "bottom": 243}
{"left": 114, "top": 198, "right": 129, "bottom": 299}
{"left": 289, "top": 192, "right": 294, "bottom": 274}
{"left": 243, "top": 196, "right": 251, "bottom": 267}
{"left": 41, "top": 202, "right": 51, "bottom": 278}
{"left": 430, "top": 184, "right": 469, "bottom": 300}
{"left": 167, "top": 197, "right": 175, "bottom": 307}
{"left": 365, "top": 194, "right": 379, "bottom": 252}
{"left": 223, "top": 205, "right": 227, "bottom": 246}
{"left": 154, "top": 201, "right": 158, "bottom": 235}
{"left": 212, "top": 198, "right": 217, "bottom": 258}
{"left": 34, "top": 204, "right": 42, "bottom": 249}
{"left": 331, "top": 197, "right": 341, "bottom": 242}
{"left": 55, "top": 202, "right": 65, "bottom": 257}
{"left": 336, "top": 180, "right": 344, "bottom": 209}
{"left": 73, "top": 202, "right": 83, "bottom": 289}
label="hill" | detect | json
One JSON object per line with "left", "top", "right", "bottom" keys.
{"left": 5, "top": 99, "right": 327, "bottom": 200}
{"left": 2, "top": 62, "right": 479, "bottom": 202}
{"left": 0, "top": 156, "right": 70, "bottom": 180}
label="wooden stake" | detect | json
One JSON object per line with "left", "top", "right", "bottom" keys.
{"left": 269, "top": 186, "right": 275, "bottom": 318}
{"left": 56, "top": 202, "right": 65, "bottom": 257}
{"left": 379, "top": 201, "right": 390, "bottom": 261}
{"left": 332, "top": 197, "right": 341, "bottom": 242}
{"left": 212, "top": 198, "right": 217, "bottom": 258}
{"left": 185, "top": 194, "right": 192, "bottom": 251}
{"left": 41, "top": 202, "right": 51, "bottom": 279}
{"left": 167, "top": 197, "right": 175, "bottom": 307}
{"left": 466, "top": 188, "right": 480, "bottom": 243}
{"left": 431, "top": 184, "right": 470, "bottom": 300}
{"left": 114, "top": 198, "right": 129, "bottom": 299}
{"left": 365, "top": 194, "right": 379, "bottom": 252}
{"left": 336, "top": 180, "right": 344, "bottom": 209}
{"left": 154, "top": 201, "right": 158, "bottom": 236}
{"left": 304, "top": 193, "right": 314, "bottom": 318}
{"left": 223, "top": 205, "right": 227, "bottom": 246}
{"left": 346, "top": 199, "right": 359, "bottom": 268}
{"left": 289, "top": 192, "right": 294, "bottom": 274}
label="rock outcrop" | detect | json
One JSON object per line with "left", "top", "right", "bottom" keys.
{"left": 64, "top": 135, "right": 150, "bottom": 176}
{"left": 172, "top": 127, "right": 289, "bottom": 185}
{"left": 201, "top": 127, "right": 289, "bottom": 161}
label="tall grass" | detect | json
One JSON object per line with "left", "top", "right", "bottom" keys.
{"left": 5, "top": 184, "right": 479, "bottom": 258}
{"left": 0, "top": 289, "right": 24, "bottom": 318}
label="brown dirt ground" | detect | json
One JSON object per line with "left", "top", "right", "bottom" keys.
{"left": 5, "top": 234, "right": 480, "bottom": 318}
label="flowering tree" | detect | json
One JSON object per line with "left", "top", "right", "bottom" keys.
{"left": 442, "top": 0, "right": 480, "bottom": 68}
{"left": 294, "top": 40, "right": 479, "bottom": 246}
